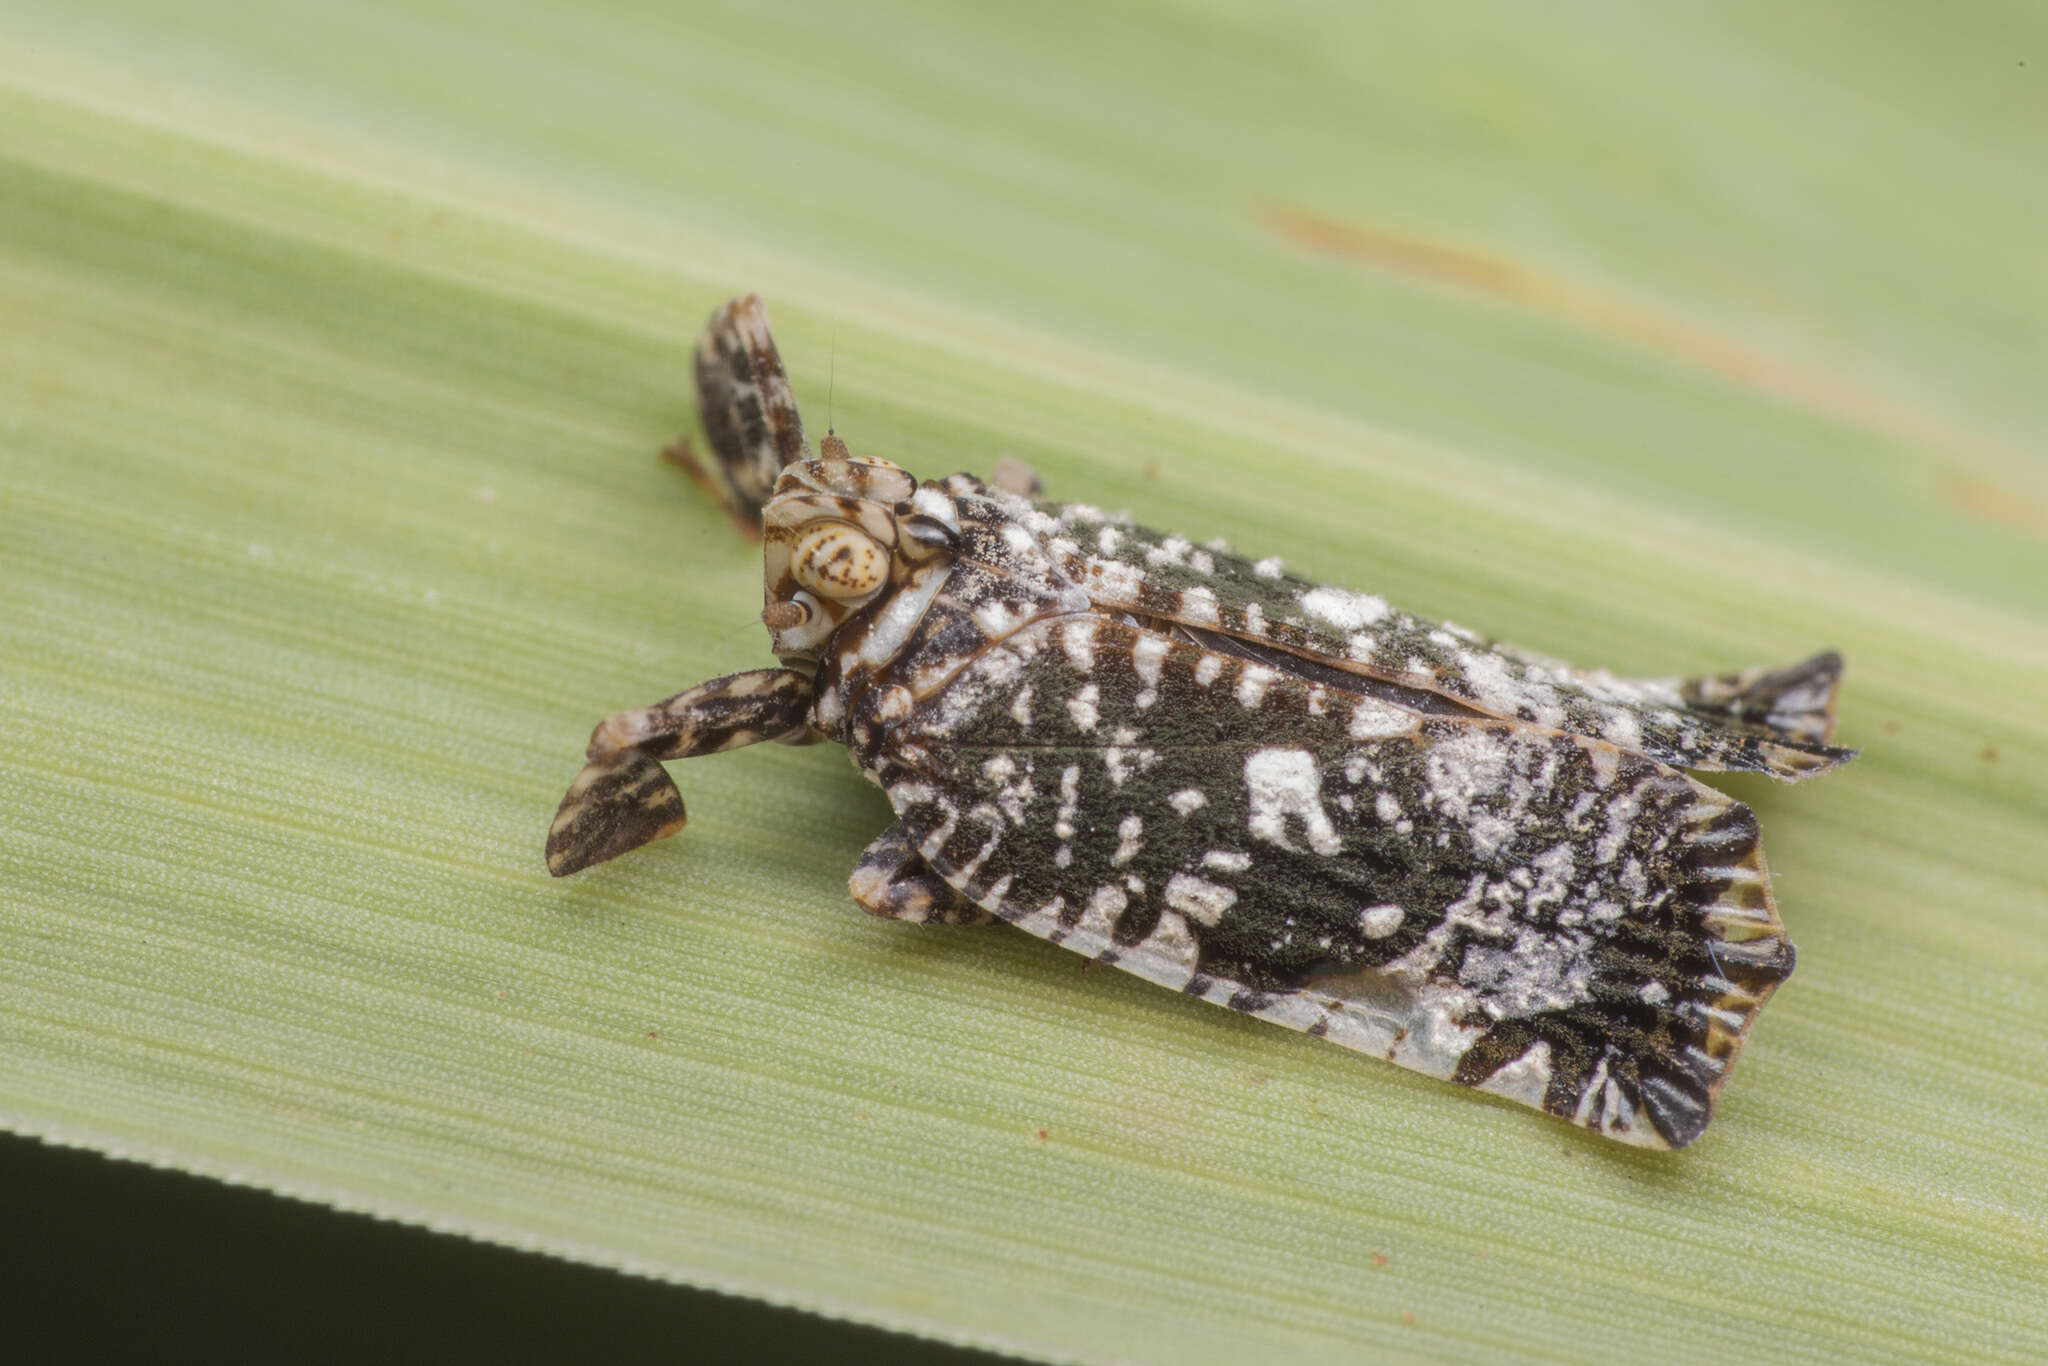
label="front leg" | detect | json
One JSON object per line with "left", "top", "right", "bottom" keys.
{"left": 662, "top": 294, "right": 810, "bottom": 537}
{"left": 849, "top": 824, "right": 994, "bottom": 925}
{"left": 546, "top": 667, "right": 812, "bottom": 876}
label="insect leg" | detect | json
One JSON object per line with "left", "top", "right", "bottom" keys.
{"left": 546, "top": 667, "right": 813, "bottom": 876}
{"left": 938, "top": 461, "right": 1048, "bottom": 502}
{"left": 988, "top": 457, "right": 1044, "bottom": 499}
{"left": 583, "top": 667, "right": 814, "bottom": 762}
{"left": 849, "top": 824, "right": 995, "bottom": 925}
{"left": 661, "top": 294, "right": 809, "bottom": 537}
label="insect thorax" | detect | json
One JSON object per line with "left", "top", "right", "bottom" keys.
{"left": 757, "top": 452, "right": 1091, "bottom": 750}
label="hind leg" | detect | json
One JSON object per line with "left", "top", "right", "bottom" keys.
{"left": 849, "top": 825, "right": 994, "bottom": 925}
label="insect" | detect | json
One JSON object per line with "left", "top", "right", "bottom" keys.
{"left": 548, "top": 294, "right": 1856, "bottom": 1149}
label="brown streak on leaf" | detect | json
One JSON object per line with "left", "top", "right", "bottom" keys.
{"left": 1255, "top": 203, "right": 2001, "bottom": 464}
{"left": 1941, "top": 475, "right": 2048, "bottom": 538}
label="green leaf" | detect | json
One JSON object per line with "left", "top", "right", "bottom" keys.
{"left": 4, "top": 5, "right": 2045, "bottom": 1362}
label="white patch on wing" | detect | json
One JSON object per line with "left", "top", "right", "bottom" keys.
{"left": 1180, "top": 585, "right": 1221, "bottom": 625}
{"left": 1055, "top": 763, "right": 1081, "bottom": 839}
{"left": 1594, "top": 788, "right": 1641, "bottom": 866}
{"left": 1164, "top": 873, "right": 1237, "bottom": 926}
{"left": 1357, "top": 903, "right": 1404, "bottom": 938}
{"left": 1235, "top": 663, "right": 1277, "bottom": 709}
{"left": 1128, "top": 909, "right": 1201, "bottom": 986}
{"left": 1252, "top": 557, "right": 1284, "bottom": 579}
{"left": 1300, "top": 586, "right": 1390, "bottom": 630}
{"left": 1422, "top": 727, "right": 1519, "bottom": 856}
{"left": 872, "top": 686, "right": 913, "bottom": 722}
{"left": 1061, "top": 619, "right": 1098, "bottom": 672}
{"left": 1459, "top": 925, "right": 1597, "bottom": 1016}
{"left": 1349, "top": 697, "right": 1417, "bottom": 739}
{"left": 1113, "top": 815, "right": 1144, "bottom": 865}
{"left": 1065, "top": 683, "right": 1101, "bottom": 732}
{"left": 971, "top": 598, "right": 1035, "bottom": 639}
{"left": 1168, "top": 788, "right": 1207, "bottom": 816}
{"left": 1131, "top": 634, "right": 1168, "bottom": 689}
{"left": 1458, "top": 649, "right": 1568, "bottom": 730}
{"left": 1080, "top": 885, "right": 1127, "bottom": 937}
{"left": 1145, "top": 535, "right": 1191, "bottom": 568}
{"left": 978, "top": 754, "right": 1035, "bottom": 825}
{"left": 1081, "top": 557, "right": 1143, "bottom": 599}
{"left": 1244, "top": 748, "right": 1342, "bottom": 856}
{"left": 1201, "top": 850, "right": 1251, "bottom": 873}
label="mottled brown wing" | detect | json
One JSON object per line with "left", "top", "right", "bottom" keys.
{"left": 869, "top": 611, "right": 1793, "bottom": 1148}
{"left": 973, "top": 488, "right": 1854, "bottom": 782}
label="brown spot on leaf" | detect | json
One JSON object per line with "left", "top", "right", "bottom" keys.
{"left": 1256, "top": 203, "right": 2003, "bottom": 462}
{"left": 1035, "top": 1128, "right": 1049, "bottom": 1143}
{"left": 1371, "top": 1251, "right": 1389, "bottom": 1269}
{"left": 1942, "top": 475, "right": 2048, "bottom": 538}
{"left": 1982, "top": 744, "right": 1999, "bottom": 763}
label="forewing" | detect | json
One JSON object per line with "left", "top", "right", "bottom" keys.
{"left": 973, "top": 487, "right": 1853, "bottom": 781}
{"left": 869, "top": 613, "right": 1793, "bottom": 1148}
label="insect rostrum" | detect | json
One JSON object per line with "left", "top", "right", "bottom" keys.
{"left": 549, "top": 294, "right": 1856, "bottom": 1150}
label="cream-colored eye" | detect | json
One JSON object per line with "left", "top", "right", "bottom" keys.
{"left": 791, "top": 523, "right": 888, "bottom": 600}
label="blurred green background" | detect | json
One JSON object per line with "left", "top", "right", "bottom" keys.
{"left": 2, "top": 3, "right": 2043, "bottom": 1361}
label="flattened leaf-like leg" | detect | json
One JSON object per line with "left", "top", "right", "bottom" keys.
{"left": 546, "top": 667, "right": 813, "bottom": 876}
{"left": 662, "top": 293, "right": 810, "bottom": 536}
{"left": 545, "top": 750, "right": 687, "bottom": 878}
{"left": 849, "top": 825, "right": 995, "bottom": 925}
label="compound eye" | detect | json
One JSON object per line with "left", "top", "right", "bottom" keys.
{"left": 791, "top": 523, "right": 888, "bottom": 600}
